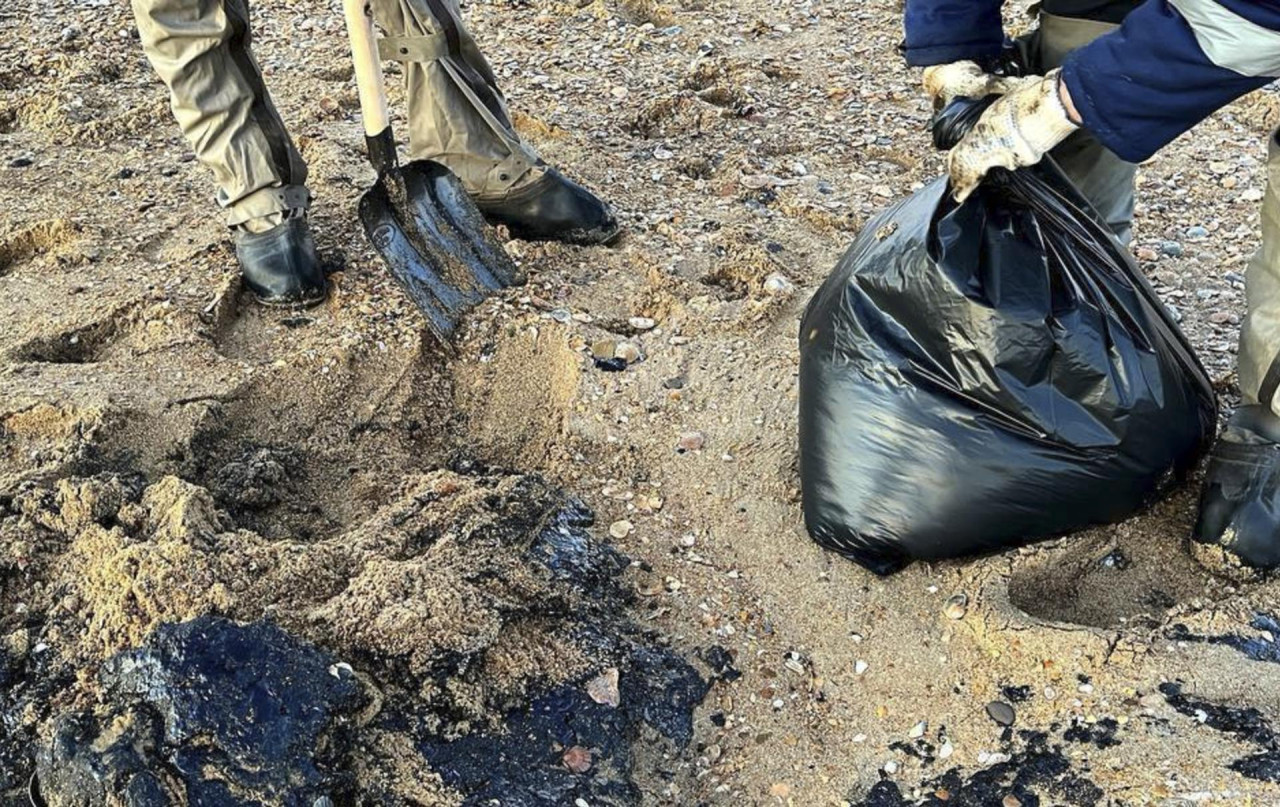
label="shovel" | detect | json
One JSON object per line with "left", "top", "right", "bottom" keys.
{"left": 342, "top": 0, "right": 524, "bottom": 343}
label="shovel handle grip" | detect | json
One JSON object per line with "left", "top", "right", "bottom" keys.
{"left": 343, "top": 0, "right": 390, "bottom": 138}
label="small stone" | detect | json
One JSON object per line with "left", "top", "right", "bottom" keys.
{"left": 592, "top": 339, "right": 618, "bottom": 360}
{"left": 615, "top": 342, "right": 642, "bottom": 363}
{"left": 1002, "top": 797, "right": 1022, "bottom": 807}
{"left": 587, "top": 668, "right": 621, "bottom": 707}
{"left": 1160, "top": 241, "right": 1183, "bottom": 258}
{"left": 629, "top": 316, "right": 656, "bottom": 331}
{"left": 909, "top": 720, "right": 927, "bottom": 739}
{"left": 1165, "top": 303, "right": 1182, "bottom": 323}
{"left": 943, "top": 594, "right": 968, "bottom": 620}
{"left": 609, "top": 520, "right": 634, "bottom": 539}
{"left": 763, "top": 273, "right": 795, "bottom": 296}
{"left": 1044, "top": 685, "right": 1058, "bottom": 701}
{"left": 986, "top": 700, "right": 1015, "bottom": 726}
{"left": 663, "top": 375, "right": 686, "bottom": 390}
{"left": 313, "top": 798, "right": 334, "bottom": 807}
{"left": 883, "top": 759, "right": 899, "bottom": 775}
{"left": 938, "top": 738, "right": 954, "bottom": 759}
{"left": 635, "top": 572, "right": 664, "bottom": 597}
{"left": 769, "top": 782, "right": 791, "bottom": 798}
{"left": 1078, "top": 683, "right": 1095, "bottom": 695}
{"left": 8, "top": 156, "right": 33, "bottom": 168}
{"left": 852, "top": 733, "right": 867, "bottom": 743}
{"left": 1242, "top": 188, "right": 1265, "bottom": 203}
{"left": 854, "top": 660, "right": 869, "bottom": 676}
{"left": 677, "top": 431, "right": 706, "bottom": 452}
{"left": 549, "top": 308, "right": 572, "bottom": 323}
{"left": 1135, "top": 246, "right": 1158, "bottom": 262}
{"left": 563, "top": 746, "right": 593, "bottom": 774}
{"left": 1186, "top": 225, "right": 1209, "bottom": 239}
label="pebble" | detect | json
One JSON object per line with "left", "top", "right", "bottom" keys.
{"left": 313, "top": 798, "right": 334, "bottom": 807}
{"left": 1186, "top": 225, "right": 1209, "bottom": 239}
{"left": 609, "top": 520, "right": 633, "bottom": 539}
{"left": 8, "top": 156, "right": 33, "bottom": 168}
{"left": 592, "top": 339, "right": 618, "bottom": 361}
{"left": 629, "top": 316, "right": 656, "bottom": 331}
{"left": 1003, "top": 797, "right": 1022, "bottom": 807}
{"left": 1165, "top": 304, "right": 1182, "bottom": 323}
{"left": 663, "top": 375, "right": 686, "bottom": 390}
{"left": 938, "top": 738, "right": 954, "bottom": 759}
{"left": 676, "top": 431, "right": 706, "bottom": 452}
{"left": 763, "top": 273, "right": 795, "bottom": 296}
{"left": 853, "top": 733, "right": 867, "bottom": 743}
{"left": 1242, "top": 188, "right": 1265, "bottom": 203}
{"left": 1160, "top": 241, "right": 1183, "bottom": 258}
{"left": 985, "top": 700, "right": 1015, "bottom": 726}
{"left": 908, "top": 720, "right": 927, "bottom": 739}
{"left": 883, "top": 760, "right": 899, "bottom": 775}
{"left": 1135, "top": 246, "right": 1159, "bottom": 262}
{"left": 943, "top": 594, "right": 967, "bottom": 620}
{"left": 1078, "top": 683, "right": 1095, "bottom": 695}
{"left": 614, "top": 342, "right": 642, "bottom": 364}
{"left": 854, "top": 659, "right": 869, "bottom": 676}
{"left": 586, "top": 668, "right": 621, "bottom": 707}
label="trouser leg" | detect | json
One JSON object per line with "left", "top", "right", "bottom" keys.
{"left": 1026, "top": 12, "right": 1137, "bottom": 244}
{"left": 366, "top": 0, "right": 543, "bottom": 203}
{"left": 131, "top": 0, "right": 310, "bottom": 230}
{"left": 1237, "top": 130, "right": 1280, "bottom": 418}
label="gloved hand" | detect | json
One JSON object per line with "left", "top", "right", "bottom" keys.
{"left": 921, "top": 60, "right": 1029, "bottom": 108}
{"left": 945, "top": 69, "right": 1080, "bottom": 203}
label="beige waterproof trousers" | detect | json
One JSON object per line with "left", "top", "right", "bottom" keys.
{"left": 1032, "top": 12, "right": 1280, "bottom": 416}
{"left": 131, "top": 0, "right": 542, "bottom": 230}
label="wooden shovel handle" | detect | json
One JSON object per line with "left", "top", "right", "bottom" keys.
{"left": 342, "top": 0, "right": 390, "bottom": 137}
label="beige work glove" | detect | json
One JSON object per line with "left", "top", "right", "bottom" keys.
{"left": 945, "top": 69, "right": 1079, "bottom": 202}
{"left": 921, "top": 60, "right": 1032, "bottom": 107}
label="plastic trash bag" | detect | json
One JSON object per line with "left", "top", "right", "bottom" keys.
{"left": 798, "top": 99, "right": 1217, "bottom": 576}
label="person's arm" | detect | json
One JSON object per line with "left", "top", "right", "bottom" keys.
{"left": 1061, "top": 0, "right": 1280, "bottom": 163}
{"left": 902, "top": 0, "right": 1006, "bottom": 67}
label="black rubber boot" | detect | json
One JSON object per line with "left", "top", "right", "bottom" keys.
{"left": 477, "top": 168, "right": 621, "bottom": 246}
{"left": 234, "top": 218, "right": 328, "bottom": 307}
{"left": 1193, "top": 406, "right": 1280, "bottom": 570}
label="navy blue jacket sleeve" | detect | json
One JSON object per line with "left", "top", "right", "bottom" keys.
{"left": 902, "top": 0, "right": 1006, "bottom": 66}
{"left": 1061, "top": 0, "right": 1279, "bottom": 163}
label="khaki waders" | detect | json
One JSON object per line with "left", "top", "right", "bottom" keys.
{"left": 1029, "top": 11, "right": 1280, "bottom": 419}
{"left": 131, "top": 0, "right": 542, "bottom": 232}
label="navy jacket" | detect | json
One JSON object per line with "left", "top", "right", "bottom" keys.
{"left": 903, "top": 1, "right": 1280, "bottom": 162}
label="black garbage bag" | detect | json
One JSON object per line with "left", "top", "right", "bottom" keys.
{"left": 798, "top": 99, "right": 1217, "bottom": 576}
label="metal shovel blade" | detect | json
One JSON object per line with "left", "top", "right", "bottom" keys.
{"left": 358, "top": 159, "right": 524, "bottom": 343}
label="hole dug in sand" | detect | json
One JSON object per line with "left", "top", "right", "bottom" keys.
{"left": 1005, "top": 490, "right": 1227, "bottom": 630}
